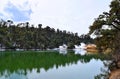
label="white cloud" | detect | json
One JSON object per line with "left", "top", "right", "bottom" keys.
{"left": 28, "top": 0, "right": 112, "bottom": 34}
{"left": 0, "top": 0, "right": 29, "bottom": 20}
{"left": 0, "top": 0, "right": 112, "bottom": 35}
{"left": 9, "top": 0, "right": 29, "bottom": 10}
{"left": 0, "top": 0, "right": 8, "bottom": 12}
{"left": 0, "top": 0, "right": 12, "bottom": 19}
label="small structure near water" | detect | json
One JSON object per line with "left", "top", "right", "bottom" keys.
{"left": 59, "top": 44, "right": 68, "bottom": 55}
{"left": 59, "top": 44, "right": 67, "bottom": 50}
{"left": 74, "top": 43, "right": 98, "bottom": 53}
{"left": 74, "top": 43, "right": 97, "bottom": 49}
{"left": 74, "top": 43, "right": 86, "bottom": 49}
{"left": 85, "top": 44, "right": 98, "bottom": 53}
{"left": 85, "top": 44, "right": 97, "bottom": 49}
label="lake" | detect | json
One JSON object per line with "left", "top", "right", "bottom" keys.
{"left": 0, "top": 50, "right": 110, "bottom": 79}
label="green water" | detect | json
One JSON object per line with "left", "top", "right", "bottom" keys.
{"left": 0, "top": 51, "right": 109, "bottom": 79}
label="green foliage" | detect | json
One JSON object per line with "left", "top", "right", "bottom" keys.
{"left": 89, "top": 0, "right": 120, "bottom": 52}
{"left": 0, "top": 51, "right": 109, "bottom": 75}
{"left": 0, "top": 20, "right": 93, "bottom": 50}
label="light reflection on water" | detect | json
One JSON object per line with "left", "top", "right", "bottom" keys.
{"left": 0, "top": 51, "right": 108, "bottom": 79}
{"left": 0, "top": 59, "right": 106, "bottom": 79}
{"left": 59, "top": 49, "right": 67, "bottom": 55}
{"left": 58, "top": 49, "right": 86, "bottom": 55}
{"left": 73, "top": 49, "right": 86, "bottom": 55}
{"left": 27, "top": 59, "right": 105, "bottom": 79}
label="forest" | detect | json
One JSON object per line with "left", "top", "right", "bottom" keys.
{"left": 0, "top": 20, "right": 93, "bottom": 50}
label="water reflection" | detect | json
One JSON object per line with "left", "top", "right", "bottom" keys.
{"left": 0, "top": 70, "right": 27, "bottom": 79}
{"left": 95, "top": 60, "right": 120, "bottom": 79}
{"left": 73, "top": 49, "right": 86, "bottom": 55}
{"left": 58, "top": 48, "right": 87, "bottom": 55}
{"left": 0, "top": 49, "right": 5, "bottom": 51}
{"left": 0, "top": 51, "right": 109, "bottom": 79}
{"left": 59, "top": 49, "right": 67, "bottom": 55}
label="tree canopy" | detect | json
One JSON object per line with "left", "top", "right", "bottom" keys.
{"left": 89, "top": 0, "right": 120, "bottom": 53}
{"left": 0, "top": 19, "right": 93, "bottom": 50}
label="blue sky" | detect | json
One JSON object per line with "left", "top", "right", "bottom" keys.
{"left": 5, "top": 2, "right": 32, "bottom": 22}
{"left": 0, "top": 0, "right": 112, "bottom": 35}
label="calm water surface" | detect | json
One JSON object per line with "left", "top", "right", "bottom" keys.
{"left": 0, "top": 50, "right": 109, "bottom": 79}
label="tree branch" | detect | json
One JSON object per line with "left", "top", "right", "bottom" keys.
{"left": 111, "top": 23, "right": 120, "bottom": 31}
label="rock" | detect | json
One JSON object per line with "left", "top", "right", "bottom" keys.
{"left": 104, "top": 48, "right": 112, "bottom": 54}
{"left": 109, "top": 69, "right": 120, "bottom": 79}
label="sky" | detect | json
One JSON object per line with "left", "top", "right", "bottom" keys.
{"left": 0, "top": 0, "right": 112, "bottom": 35}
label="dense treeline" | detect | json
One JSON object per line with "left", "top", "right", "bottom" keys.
{"left": 0, "top": 19, "right": 93, "bottom": 50}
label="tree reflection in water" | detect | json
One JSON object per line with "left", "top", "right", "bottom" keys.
{"left": 0, "top": 51, "right": 109, "bottom": 79}
{"left": 95, "top": 58, "right": 120, "bottom": 79}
